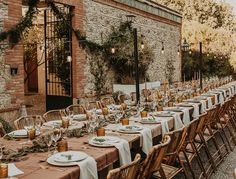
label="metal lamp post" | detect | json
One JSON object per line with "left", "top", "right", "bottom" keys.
{"left": 126, "top": 15, "right": 140, "bottom": 104}
{"left": 181, "top": 39, "right": 190, "bottom": 81}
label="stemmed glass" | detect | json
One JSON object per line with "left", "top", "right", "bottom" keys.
{"left": 51, "top": 126, "right": 62, "bottom": 153}
{"left": 34, "top": 117, "right": 42, "bottom": 133}
{"left": 88, "top": 113, "right": 98, "bottom": 139}
{"left": 23, "top": 117, "right": 34, "bottom": 143}
{"left": 0, "top": 144, "right": 4, "bottom": 161}
{"left": 44, "top": 135, "right": 53, "bottom": 156}
{"left": 68, "top": 110, "right": 74, "bottom": 125}
{"left": 114, "top": 111, "right": 124, "bottom": 125}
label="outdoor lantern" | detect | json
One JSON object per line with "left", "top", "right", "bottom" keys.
{"left": 141, "top": 42, "right": 144, "bottom": 49}
{"left": 67, "top": 56, "right": 72, "bottom": 62}
{"left": 10, "top": 64, "right": 18, "bottom": 76}
{"left": 181, "top": 38, "right": 190, "bottom": 52}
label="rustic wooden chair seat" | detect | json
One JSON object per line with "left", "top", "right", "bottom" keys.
{"left": 106, "top": 153, "right": 141, "bottom": 179}
{"left": 43, "top": 110, "right": 66, "bottom": 122}
{"left": 153, "top": 163, "right": 181, "bottom": 179}
{"left": 14, "top": 115, "right": 44, "bottom": 130}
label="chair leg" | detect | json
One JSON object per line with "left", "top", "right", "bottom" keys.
{"left": 182, "top": 151, "right": 196, "bottom": 179}
{"left": 159, "top": 165, "right": 167, "bottom": 179}
{"left": 192, "top": 142, "right": 208, "bottom": 179}
{"left": 221, "top": 125, "right": 233, "bottom": 151}
{"left": 199, "top": 133, "right": 217, "bottom": 172}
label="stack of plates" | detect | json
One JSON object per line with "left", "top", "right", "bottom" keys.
{"left": 47, "top": 151, "right": 88, "bottom": 166}
{"left": 8, "top": 129, "right": 40, "bottom": 138}
{"left": 117, "top": 125, "right": 143, "bottom": 134}
{"left": 89, "top": 136, "right": 120, "bottom": 147}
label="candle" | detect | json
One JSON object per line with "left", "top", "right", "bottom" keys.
{"left": 62, "top": 117, "right": 70, "bottom": 129}
{"left": 121, "top": 118, "right": 129, "bottom": 125}
{"left": 96, "top": 127, "right": 105, "bottom": 136}
{"left": 27, "top": 128, "right": 36, "bottom": 140}
{"left": 0, "top": 164, "right": 8, "bottom": 178}
{"left": 57, "top": 140, "right": 68, "bottom": 152}
{"left": 164, "top": 80, "right": 167, "bottom": 95}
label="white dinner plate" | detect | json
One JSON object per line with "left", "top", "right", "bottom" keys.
{"left": 89, "top": 136, "right": 120, "bottom": 147}
{"left": 43, "top": 120, "right": 62, "bottom": 127}
{"left": 140, "top": 117, "right": 160, "bottom": 124}
{"left": 47, "top": 151, "right": 88, "bottom": 166}
{"left": 117, "top": 125, "right": 143, "bottom": 134}
{"left": 8, "top": 129, "right": 40, "bottom": 138}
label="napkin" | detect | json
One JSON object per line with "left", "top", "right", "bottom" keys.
{"left": 207, "top": 97, "right": 213, "bottom": 109}
{"left": 186, "top": 103, "right": 199, "bottom": 119}
{"left": 181, "top": 108, "right": 191, "bottom": 125}
{"left": 73, "top": 114, "right": 87, "bottom": 121}
{"left": 138, "top": 127, "right": 153, "bottom": 155}
{"left": 172, "top": 113, "right": 184, "bottom": 129}
{"left": 200, "top": 100, "right": 207, "bottom": 113}
{"left": 113, "top": 139, "right": 132, "bottom": 165}
{"left": 78, "top": 156, "right": 98, "bottom": 179}
{"left": 155, "top": 118, "right": 170, "bottom": 136}
{"left": 8, "top": 163, "right": 24, "bottom": 177}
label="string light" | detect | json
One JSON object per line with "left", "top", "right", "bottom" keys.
{"left": 177, "top": 49, "right": 180, "bottom": 56}
{"left": 111, "top": 47, "right": 115, "bottom": 54}
{"left": 161, "top": 41, "right": 164, "bottom": 54}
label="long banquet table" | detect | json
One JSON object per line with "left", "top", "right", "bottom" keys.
{"left": 1, "top": 81, "right": 236, "bottom": 179}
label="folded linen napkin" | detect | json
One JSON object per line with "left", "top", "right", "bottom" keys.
{"left": 8, "top": 163, "right": 24, "bottom": 177}
{"left": 200, "top": 100, "right": 207, "bottom": 113}
{"left": 78, "top": 156, "right": 98, "bottom": 179}
{"left": 207, "top": 97, "right": 213, "bottom": 109}
{"left": 155, "top": 117, "right": 170, "bottom": 136}
{"left": 112, "top": 138, "right": 132, "bottom": 165}
{"left": 171, "top": 113, "right": 184, "bottom": 129}
{"left": 138, "top": 127, "right": 153, "bottom": 155}
{"left": 73, "top": 114, "right": 87, "bottom": 121}
{"left": 181, "top": 108, "right": 191, "bottom": 125}
{"left": 185, "top": 103, "right": 199, "bottom": 119}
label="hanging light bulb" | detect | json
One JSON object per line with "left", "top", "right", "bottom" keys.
{"left": 177, "top": 49, "right": 180, "bottom": 56}
{"left": 189, "top": 50, "right": 192, "bottom": 55}
{"left": 161, "top": 42, "right": 164, "bottom": 54}
{"left": 141, "top": 41, "right": 144, "bottom": 49}
{"left": 111, "top": 47, "right": 115, "bottom": 54}
{"left": 67, "top": 56, "right": 72, "bottom": 62}
{"left": 207, "top": 53, "right": 210, "bottom": 57}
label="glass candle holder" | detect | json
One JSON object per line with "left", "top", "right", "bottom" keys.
{"left": 27, "top": 128, "right": 36, "bottom": 140}
{"left": 121, "top": 118, "right": 129, "bottom": 126}
{"left": 62, "top": 117, "right": 70, "bottom": 129}
{"left": 57, "top": 140, "right": 68, "bottom": 152}
{"left": 157, "top": 105, "right": 163, "bottom": 111}
{"left": 96, "top": 127, "right": 105, "bottom": 136}
{"left": 0, "top": 163, "right": 8, "bottom": 178}
{"left": 102, "top": 107, "right": 109, "bottom": 116}
{"left": 140, "top": 111, "right": 148, "bottom": 118}
{"left": 168, "top": 102, "right": 173, "bottom": 107}
{"left": 121, "top": 103, "right": 127, "bottom": 110}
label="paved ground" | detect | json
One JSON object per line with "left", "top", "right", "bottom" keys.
{"left": 211, "top": 148, "right": 236, "bottom": 179}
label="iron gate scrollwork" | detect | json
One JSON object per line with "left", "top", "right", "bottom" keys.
{"left": 44, "top": 5, "right": 72, "bottom": 111}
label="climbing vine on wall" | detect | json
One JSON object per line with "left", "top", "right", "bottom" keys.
{"left": 0, "top": 0, "right": 154, "bottom": 98}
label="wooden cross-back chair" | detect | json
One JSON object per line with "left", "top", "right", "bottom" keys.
{"left": 66, "top": 104, "right": 86, "bottom": 115}
{"left": 106, "top": 153, "right": 141, "bottom": 179}
{"left": 43, "top": 110, "right": 66, "bottom": 122}
{"left": 14, "top": 115, "right": 44, "bottom": 130}
{"left": 137, "top": 135, "right": 171, "bottom": 179}
{"left": 179, "top": 117, "right": 208, "bottom": 179}
{"left": 0, "top": 122, "right": 6, "bottom": 137}
{"left": 101, "top": 97, "right": 116, "bottom": 107}
{"left": 159, "top": 127, "right": 189, "bottom": 179}
{"left": 85, "top": 101, "right": 102, "bottom": 110}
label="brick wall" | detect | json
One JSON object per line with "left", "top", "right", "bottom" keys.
{"left": 0, "top": 0, "right": 24, "bottom": 111}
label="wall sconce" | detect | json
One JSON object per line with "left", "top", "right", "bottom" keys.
{"left": 10, "top": 64, "right": 18, "bottom": 76}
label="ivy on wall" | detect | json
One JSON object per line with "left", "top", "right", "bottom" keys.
{"left": 0, "top": 0, "right": 154, "bottom": 99}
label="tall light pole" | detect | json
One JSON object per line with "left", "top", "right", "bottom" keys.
{"left": 127, "top": 15, "right": 140, "bottom": 104}
{"left": 199, "top": 42, "right": 203, "bottom": 89}
{"left": 181, "top": 39, "right": 190, "bottom": 81}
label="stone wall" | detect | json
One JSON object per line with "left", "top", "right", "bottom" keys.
{"left": 0, "top": 1, "right": 11, "bottom": 109}
{"left": 83, "top": 0, "right": 182, "bottom": 94}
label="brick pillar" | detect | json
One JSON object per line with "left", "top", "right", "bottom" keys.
{"left": 4, "top": 0, "right": 24, "bottom": 107}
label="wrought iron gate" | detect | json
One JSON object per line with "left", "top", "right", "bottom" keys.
{"left": 44, "top": 6, "right": 72, "bottom": 111}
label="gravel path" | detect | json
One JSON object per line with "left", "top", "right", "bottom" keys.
{"left": 211, "top": 148, "right": 236, "bottom": 179}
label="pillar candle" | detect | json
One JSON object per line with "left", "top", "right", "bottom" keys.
{"left": 164, "top": 80, "right": 167, "bottom": 95}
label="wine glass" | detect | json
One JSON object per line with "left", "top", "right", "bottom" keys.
{"left": 44, "top": 135, "right": 53, "bottom": 156}
{"left": 0, "top": 144, "right": 4, "bottom": 161}
{"left": 51, "top": 126, "right": 62, "bottom": 153}
{"left": 114, "top": 111, "right": 124, "bottom": 125}
{"left": 88, "top": 114, "right": 98, "bottom": 138}
{"left": 68, "top": 110, "right": 74, "bottom": 125}
{"left": 34, "top": 117, "right": 42, "bottom": 133}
